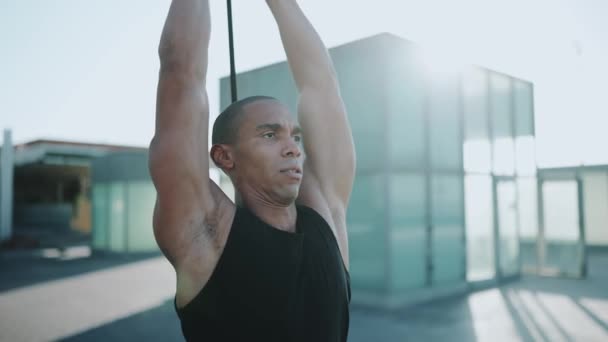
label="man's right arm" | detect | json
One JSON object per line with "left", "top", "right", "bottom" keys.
{"left": 149, "top": 0, "right": 216, "bottom": 267}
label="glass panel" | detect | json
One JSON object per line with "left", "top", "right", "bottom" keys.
{"left": 221, "top": 64, "right": 298, "bottom": 115}
{"left": 513, "top": 79, "right": 536, "bottom": 176}
{"left": 463, "top": 67, "right": 488, "bottom": 139}
{"left": 431, "top": 174, "right": 465, "bottom": 284}
{"left": 497, "top": 180, "right": 519, "bottom": 277}
{"left": 387, "top": 60, "right": 426, "bottom": 169}
{"left": 92, "top": 184, "right": 108, "bottom": 250}
{"left": 543, "top": 181, "right": 580, "bottom": 241}
{"left": 583, "top": 172, "right": 608, "bottom": 246}
{"left": 126, "top": 181, "right": 157, "bottom": 252}
{"left": 389, "top": 173, "right": 426, "bottom": 291}
{"left": 464, "top": 140, "right": 492, "bottom": 174}
{"left": 517, "top": 178, "right": 539, "bottom": 272}
{"left": 490, "top": 73, "right": 512, "bottom": 138}
{"left": 493, "top": 138, "right": 515, "bottom": 176}
{"left": 513, "top": 80, "right": 534, "bottom": 136}
{"left": 463, "top": 67, "right": 491, "bottom": 173}
{"left": 515, "top": 136, "right": 536, "bottom": 176}
{"left": 108, "top": 182, "right": 125, "bottom": 252}
{"left": 541, "top": 180, "right": 584, "bottom": 277}
{"left": 465, "top": 175, "right": 495, "bottom": 281}
{"left": 429, "top": 75, "right": 462, "bottom": 170}
{"left": 490, "top": 73, "right": 514, "bottom": 176}
{"left": 347, "top": 173, "right": 386, "bottom": 290}
{"left": 336, "top": 54, "right": 386, "bottom": 171}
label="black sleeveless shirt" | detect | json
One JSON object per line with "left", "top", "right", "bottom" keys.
{"left": 174, "top": 205, "right": 351, "bottom": 341}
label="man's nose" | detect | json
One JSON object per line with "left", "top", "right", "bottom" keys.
{"left": 283, "top": 138, "right": 302, "bottom": 158}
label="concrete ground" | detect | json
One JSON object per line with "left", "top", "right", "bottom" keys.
{"left": 0, "top": 249, "right": 607, "bottom": 342}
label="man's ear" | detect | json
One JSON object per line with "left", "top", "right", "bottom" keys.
{"left": 210, "top": 144, "right": 235, "bottom": 171}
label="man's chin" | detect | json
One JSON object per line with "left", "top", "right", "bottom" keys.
{"left": 277, "top": 185, "right": 300, "bottom": 204}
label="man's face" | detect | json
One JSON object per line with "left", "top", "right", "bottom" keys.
{"left": 232, "top": 100, "right": 304, "bottom": 204}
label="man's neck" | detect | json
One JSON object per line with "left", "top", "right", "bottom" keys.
{"left": 238, "top": 192, "right": 298, "bottom": 233}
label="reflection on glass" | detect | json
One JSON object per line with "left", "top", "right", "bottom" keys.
{"left": 465, "top": 175, "right": 495, "bottom": 281}
{"left": 582, "top": 172, "right": 608, "bottom": 246}
{"left": 543, "top": 181, "right": 580, "bottom": 241}
{"left": 126, "top": 181, "right": 157, "bottom": 251}
{"left": 518, "top": 178, "right": 538, "bottom": 271}
{"left": 517, "top": 178, "right": 538, "bottom": 239}
{"left": 493, "top": 137, "right": 515, "bottom": 175}
{"left": 389, "top": 173, "right": 426, "bottom": 290}
{"left": 513, "top": 80, "right": 534, "bottom": 136}
{"left": 463, "top": 67, "right": 489, "bottom": 140}
{"left": 490, "top": 73, "right": 512, "bottom": 139}
{"left": 497, "top": 181, "right": 519, "bottom": 276}
{"left": 429, "top": 75, "right": 462, "bottom": 170}
{"left": 464, "top": 139, "right": 492, "bottom": 173}
{"left": 346, "top": 173, "right": 386, "bottom": 290}
{"left": 462, "top": 67, "right": 487, "bottom": 99}
{"left": 388, "top": 62, "right": 426, "bottom": 168}
{"left": 541, "top": 180, "right": 584, "bottom": 277}
{"left": 431, "top": 175, "right": 465, "bottom": 284}
{"left": 109, "top": 182, "right": 125, "bottom": 252}
{"left": 463, "top": 67, "right": 491, "bottom": 174}
{"left": 516, "top": 136, "right": 536, "bottom": 176}
{"left": 338, "top": 56, "right": 385, "bottom": 171}
{"left": 92, "top": 184, "right": 108, "bottom": 250}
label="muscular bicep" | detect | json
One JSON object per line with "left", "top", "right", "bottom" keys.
{"left": 298, "top": 85, "right": 356, "bottom": 206}
{"left": 149, "top": 70, "right": 217, "bottom": 264}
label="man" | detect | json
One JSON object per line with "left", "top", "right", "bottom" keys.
{"left": 149, "top": 1, "right": 355, "bottom": 340}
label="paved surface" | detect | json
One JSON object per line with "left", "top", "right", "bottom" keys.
{"left": 1, "top": 248, "right": 607, "bottom": 342}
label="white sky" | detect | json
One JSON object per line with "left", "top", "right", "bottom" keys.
{"left": 0, "top": 0, "right": 606, "bottom": 168}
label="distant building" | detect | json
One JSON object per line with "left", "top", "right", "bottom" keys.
{"left": 0, "top": 137, "right": 145, "bottom": 246}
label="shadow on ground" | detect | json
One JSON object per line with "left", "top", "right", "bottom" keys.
{"left": 347, "top": 252, "right": 608, "bottom": 342}
{"left": 60, "top": 299, "right": 183, "bottom": 342}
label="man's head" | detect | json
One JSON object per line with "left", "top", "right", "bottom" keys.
{"left": 211, "top": 96, "right": 304, "bottom": 205}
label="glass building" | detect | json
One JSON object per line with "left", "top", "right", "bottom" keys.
{"left": 533, "top": 165, "right": 608, "bottom": 278}
{"left": 91, "top": 151, "right": 157, "bottom": 253}
{"left": 219, "top": 33, "right": 538, "bottom": 307}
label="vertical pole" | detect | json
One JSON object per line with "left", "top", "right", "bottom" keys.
{"left": 576, "top": 174, "right": 587, "bottom": 278}
{"left": 227, "top": 0, "right": 238, "bottom": 103}
{"left": 123, "top": 183, "right": 130, "bottom": 254}
{"left": 423, "top": 71, "right": 433, "bottom": 287}
{"left": 0, "top": 129, "right": 14, "bottom": 242}
{"left": 537, "top": 178, "right": 545, "bottom": 275}
{"left": 492, "top": 176, "right": 502, "bottom": 280}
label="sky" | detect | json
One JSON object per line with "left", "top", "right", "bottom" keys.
{"left": 0, "top": 0, "right": 606, "bottom": 168}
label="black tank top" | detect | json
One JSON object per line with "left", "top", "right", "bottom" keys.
{"left": 174, "top": 205, "right": 351, "bottom": 341}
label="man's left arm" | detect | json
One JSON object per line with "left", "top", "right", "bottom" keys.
{"left": 266, "top": 0, "right": 355, "bottom": 262}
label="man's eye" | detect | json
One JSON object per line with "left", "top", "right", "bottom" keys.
{"left": 263, "top": 132, "right": 275, "bottom": 139}
{"left": 294, "top": 135, "right": 302, "bottom": 142}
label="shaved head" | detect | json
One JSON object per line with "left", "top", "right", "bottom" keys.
{"left": 212, "top": 95, "right": 278, "bottom": 145}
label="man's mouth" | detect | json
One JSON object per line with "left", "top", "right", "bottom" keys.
{"left": 280, "top": 167, "right": 302, "bottom": 175}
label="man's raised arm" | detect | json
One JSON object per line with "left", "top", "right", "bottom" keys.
{"left": 149, "top": 0, "right": 215, "bottom": 265}
{"left": 266, "top": 0, "right": 356, "bottom": 208}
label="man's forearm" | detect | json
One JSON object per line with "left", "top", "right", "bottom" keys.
{"left": 266, "top": 0, "right": 337, "bottom": 91}
{"left": 159, "top": 0, "right": 210, "bottom": 77}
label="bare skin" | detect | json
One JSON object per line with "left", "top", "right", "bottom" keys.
{"left": 149, "top": 0, "right": 355, "bottom": 310}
